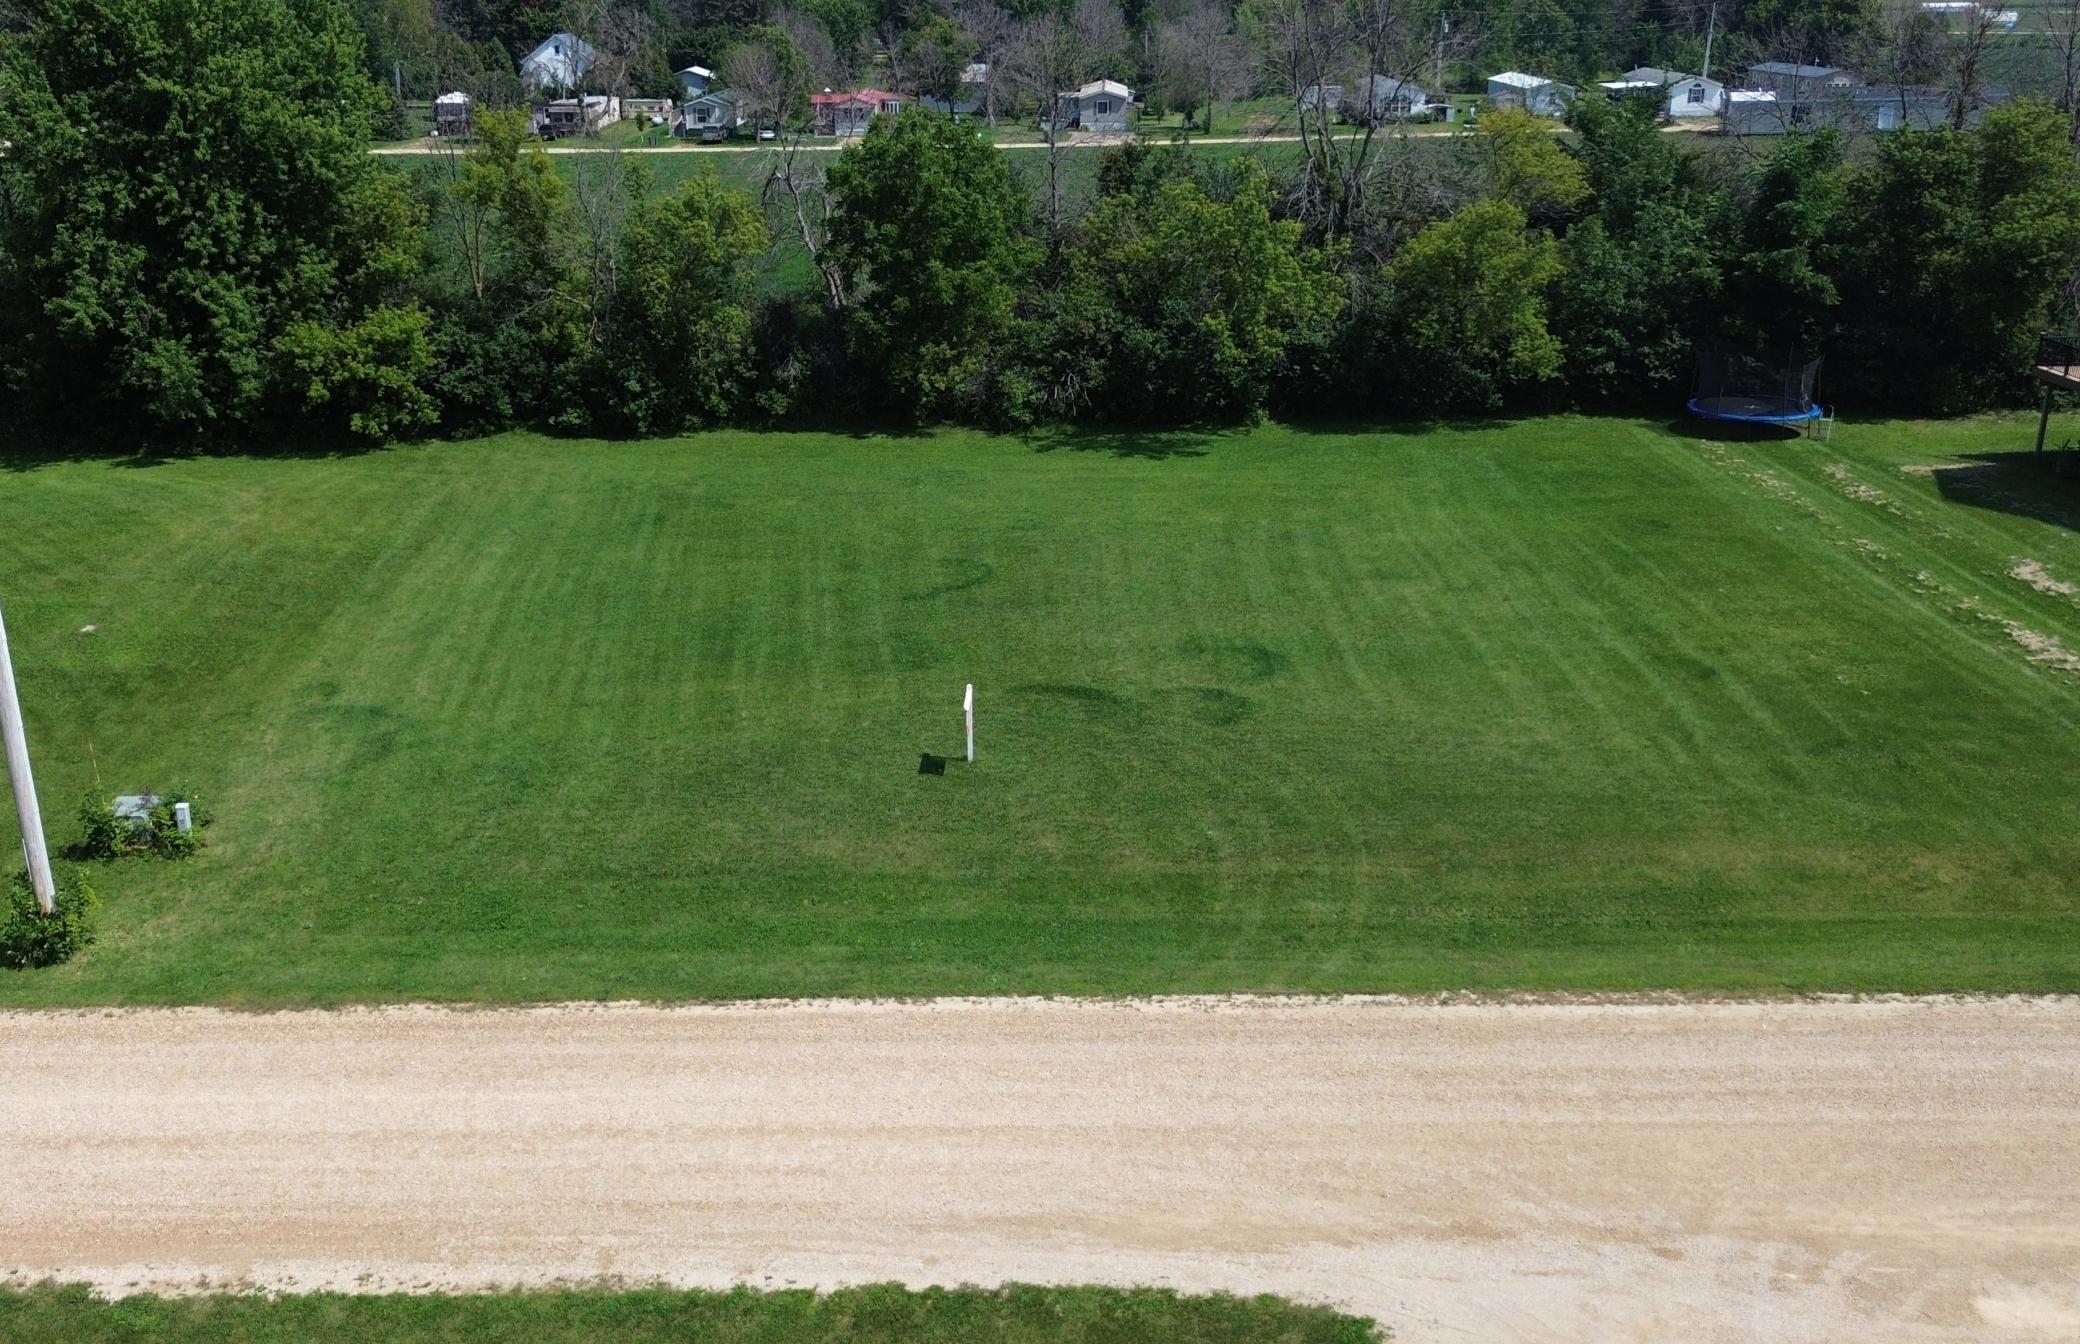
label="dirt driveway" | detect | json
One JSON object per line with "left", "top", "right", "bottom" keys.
{"left": 2, "top": 996, "right": 2075, "bottom": 1342}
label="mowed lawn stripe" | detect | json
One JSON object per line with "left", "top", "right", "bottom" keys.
{"left": 0, "top": 417, "right": 2076, "bottom": 1004}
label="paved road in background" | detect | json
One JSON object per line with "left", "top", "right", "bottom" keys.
{"left": 3, "top": 996, "right": 2076, "bottom": 1343}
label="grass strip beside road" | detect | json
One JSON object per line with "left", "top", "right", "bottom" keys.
{"left": 0, "top": 1284, "right": 1382, "bottom": 1344}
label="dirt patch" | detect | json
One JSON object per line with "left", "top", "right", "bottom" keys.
{"left": 1825, "top": 463, "right": 1908, "bottom": 515}
{"left": 2009, "top": 559, "right": 2078, "bottom": 599}
{"left": 3, "top": 997, "right": 2077, "bottom": 1344}
{"left": 1998, "top": 620, "right": 2080, "bottom": 672}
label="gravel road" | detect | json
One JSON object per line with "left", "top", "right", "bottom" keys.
{"left": 3, "top": 996, "right": 2075, "bottom": 1343}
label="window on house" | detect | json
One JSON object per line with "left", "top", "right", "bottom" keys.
{"left": 1096, "top": 99, "right": 1111, "bottom": 114}
{"left": 1686, "top": 83, "right": 1703, "bottom": 103}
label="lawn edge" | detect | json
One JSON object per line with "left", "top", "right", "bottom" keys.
{"left": 2, "top": 990, "right": 2076, "bottom": 1018}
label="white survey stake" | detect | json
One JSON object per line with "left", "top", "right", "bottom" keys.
{"left": 963, "top": 683, "right": 975, "bottom": 763}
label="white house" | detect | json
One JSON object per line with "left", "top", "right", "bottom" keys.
{"left": 1600, "top": 66, "right": 1724, "bottom": 118}
{"left": 1048, "top": 78, "right": 1134, "bottom": 132}
{"left": 520, "top": 32, "right": 595, "bottom": 94}
{"left": 676, "top": 65, "right": 714, "bottom": 98}
{"left": 681, "top": 88, "right": 746, "bottom": 140}
{"left": 1487, "top": 70, "right": 1574, "bottom": 117}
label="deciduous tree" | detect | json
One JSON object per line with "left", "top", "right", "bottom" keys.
{"left": 825, "top": 108, "right": 1038, "bottom": 415}
{"left": 0, "top": 0, "right": 434, "bottom": 443}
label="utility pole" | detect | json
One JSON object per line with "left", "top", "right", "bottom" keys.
{"left": 1437, "top": 15, "right": 1449, "bottom": 92}
{"left": 1701, "top": 0, "right": 1717, "bottom": 81}
{"left": 394, "top": 60, "right": 403, "bottom": 104}
{"left": 0, "top": 592, "right": 56, "bottom": 915}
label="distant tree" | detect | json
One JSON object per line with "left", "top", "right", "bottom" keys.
{"left": 1251, "top": 0, "right": 1446, "bottom": 247}
{"left": 1377, "top": 199, "right": 1563, "bottom": 407}
{"left": 903, "top": 15, "right": 972, "bottom": 110}
{"left": 1549, "top": 96, "right": 1725, "bottom": 403}
{"left": 1832, "top": 100, "right": 2080, "bottom": 409}
{"left": 0, "top": 0, "right": 434, "bottom": 443}
{"left": 613, "top": 175, "right": 769, "bottom": 431}
{"left": 1723, "top": 130, "right": 1849, "bottom": 353}
{"left": 1152, "top": 0, "right": 1249, "bottom": 138}
{"left": 1057, "top": 162, "right": 1346, "bottom": 420}
{"left": 422, "top": 107, "right": 586, "bottom": 430}
{"left": 1738, "top": 0, "right": 1872, "bottom": 63}
{"left": 2044, "top": 0, "right": 2080, "bottom": 145}
{"left": 1479, "top": 105, "right": 1590, "bottom": 228}
{"left": 724, "top": 24, "right": 814, "bottom": 133}
{"left": 957, "top": 0, "right": 1020, "bottom": 123}
{"left": 802, "top": 0, "right": 873, "bottom": 73}
{"left": 824, "top": 108, "right": 1039, "bottom": 416}
{"left": 1006, "top": 0, "right": 1130, "bottom": 233}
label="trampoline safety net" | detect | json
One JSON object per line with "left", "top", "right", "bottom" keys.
{"left": 1688, "top": 346, "right": 1823, "bottom": 424}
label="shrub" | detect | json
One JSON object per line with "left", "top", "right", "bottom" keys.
{"left": 74, "top": 787, "right": 213, "bottom": 860}
{"left": 0, "top": 868, "right": 97, "bottom": 969}
{"left": 148, "top": 788, "right": 214, "bottom": 859}
{"left": 75, "top": 792, "right": 126, "bottom": 860}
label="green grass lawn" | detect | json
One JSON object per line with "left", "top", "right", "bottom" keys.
{"left": 0, "top": 1284, "right": 1380, "bottom": 1343}
{"left": 2, "top": 415, "right": 2078, "bottom": 1006}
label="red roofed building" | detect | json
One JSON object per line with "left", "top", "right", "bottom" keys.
{"left": 812, "top": 89, "right": 905, "bottom": 135}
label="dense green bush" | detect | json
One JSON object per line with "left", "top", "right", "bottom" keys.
{"left": 0, "top": 869, "right": 97, "bottom": 970}
{"left": 74, "top": 789, "right": 212, "bottom": 861}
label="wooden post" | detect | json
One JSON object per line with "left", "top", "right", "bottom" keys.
{"left": 0, "top": 592, "right": 56, "bottom": 914}
{"left": 963, "top": 684, "right": 975, "bottom": 764}
{"left": 2037, "top": 382, "right": 2054, "bottom": 454}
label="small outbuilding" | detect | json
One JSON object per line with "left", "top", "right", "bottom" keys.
{"left": 676, "top": 65, "right": 714, "bottom": 98}
{"left": 1487, "top": 70, "right": 1574, "bottom": 118}
{"left": 1722, "top": 89, "right": 1787, "bottom": 135}
{"left": 433, "top": 90, "right": 473, "bottom": 137}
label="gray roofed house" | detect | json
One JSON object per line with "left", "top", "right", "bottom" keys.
{"left": 1045, "top": 78, "right": 1134, "bottom": 132}
{"left": 1348, "top": 75, "right": 1430, "bottom": 122}
{"left": 1599, "top": 66, "right": 1725, "bottom": 118}
{"left": 1299, "top": 82, "right": 1344, "bottom": 114}
{"left": 681, "top": 87, "right": 746, "bottom": 139}
{"left": 1743, "top": 61, "right": 1857, "bottom": 101}
{"left": 676, "top": 65, "right": 714, "bottom": 97}
{"left": 1721, "top": 81, "right": 1998, "bottom": 135}
{"left": 1487, "top": 70, "right": 1574, "bottom": 117}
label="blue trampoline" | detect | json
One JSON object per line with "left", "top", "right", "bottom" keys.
{"left": 1688, "top": 346, "right": 1823, "bottom": 425}
{"left": 1686, "top": 394, "right": 1823, "bottom": 424}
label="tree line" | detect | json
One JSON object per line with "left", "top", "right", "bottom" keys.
{"left": 4, "top": 0, "right": 2080, "bottom": 451}
{"left": 330, "top": 0, "right": 2080, "bottom": 140}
